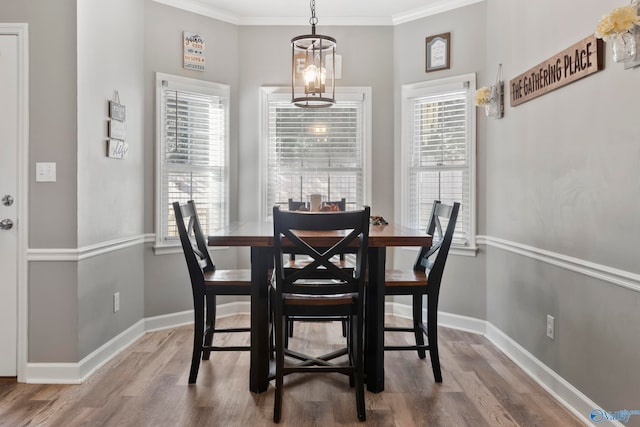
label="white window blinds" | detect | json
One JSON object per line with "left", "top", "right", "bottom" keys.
{"left": 156, "top": 74, "right": 229, "bottom": 244}
{"left": 263, "top": 89, "right": 369, "bottom": 220}
{"left": 403, "top": 75, "right": 476, "bottom": 249}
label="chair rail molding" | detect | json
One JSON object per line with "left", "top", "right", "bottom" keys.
{"left": 477, "top": 235, "right": 640, "bottom": 293}
{"left": 27, "top": 234, "right": 154, "bottom": 262}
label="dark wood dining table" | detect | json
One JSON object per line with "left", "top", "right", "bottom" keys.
{"left": 208, "top": 221, "right": 431, "bottom": 394}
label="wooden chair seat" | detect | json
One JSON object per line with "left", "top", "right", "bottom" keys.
{"left": 204, "top": 269, "right": 253, "bottom": 285}
{"left": 284, "top": 293, "right": 356, "bottom": 306}
{"left": 383, "top": 269, "right": 427, "bottom": 287}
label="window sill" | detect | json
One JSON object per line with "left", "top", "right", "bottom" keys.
{"left": 398, "top": 244, "right": 478, "bottom": 257}
{"left": 153, "top": 242, "right": 231, "bottom": 256}
{"left": 153, "top": 243, "right": 182, "bottom": 256}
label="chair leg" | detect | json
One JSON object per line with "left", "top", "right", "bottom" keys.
{"left": 412, "top": 294, "right": 427, "bottom": 359}
{"left": 274, "top": 308, "right": 285, "bottom": 423}
{"left": 341, "top": 319, "right": 348, "bottom": 337}
{"left": 284, "top": 316, "right": 291, "bottom": 349}
{"left": 202, "top": 293, "right": 216, "bottom": 360}
{"left": 427, "top": 296, "right": 442, "bottom": 382}
{"left": 353, "top": 314, "right": 366, "bottom": 421}
{"left": 189, "top": 296, "right": 205, "bottom": 384}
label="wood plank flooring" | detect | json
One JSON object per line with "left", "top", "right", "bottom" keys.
{"left": 0, "top": 315, "right": 586, "bottom": 426}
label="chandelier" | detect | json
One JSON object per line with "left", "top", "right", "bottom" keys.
{"left": 291, "top": 0, "right": 336, "bottom": 108}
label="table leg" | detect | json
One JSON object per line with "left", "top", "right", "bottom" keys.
{"left": 250, "top": 246, "right": 272, "bottom": 393}
{"left": 365, "top": 246, "right": 385, "bottom": 393}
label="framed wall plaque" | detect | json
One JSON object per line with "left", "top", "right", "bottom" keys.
{"left": 426, "top": 32, "right": 451, "bottom": 72}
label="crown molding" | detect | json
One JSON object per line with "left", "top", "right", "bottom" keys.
{"left": 151, "top": 0, "right": 485, "bottom": 26}
{"left": 392, "top": 0, "right": 485, "bottom": 25}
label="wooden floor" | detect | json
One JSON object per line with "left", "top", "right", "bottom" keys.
{"left": 0, "top": 315, "right": 586, "bottom": 427}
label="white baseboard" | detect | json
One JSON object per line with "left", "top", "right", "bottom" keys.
{"left": 24, "top": 303, "right": 251, "bottom": 384}
{"left": 484, "top": 323, "right": 622, "bottom": 427}
{"left": 388, "top": 303, "right": 619, "bottom": 427}
{"left": 144, "top": 302, "right": 251, "bottom": 332}
{"left": 24, "top": 301, "right": 619, "bottom": 426}
{"left": 25, "top": 320, "right": 145, "bottom": 384}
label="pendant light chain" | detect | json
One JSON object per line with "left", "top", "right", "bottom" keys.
{"left": 309, "top": 0, "right": 318, "bottom": 26}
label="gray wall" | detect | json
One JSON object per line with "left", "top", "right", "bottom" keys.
{"left": 2, "top": 0, "right": 78, "bottom": 249}
{"left": 393, "top": 3, "right": 489, "bottom": 320}
{"left": 485, "top": 0, "right": 640, "bottom": 418}
{"left": 1, "top": 0, "right": 80, "bottom": 362}
{"left": 5, "top": 0, "right": 146, "bottom": 362}
{"left": 142, "top": 1, "right": 242, "bottom": 317}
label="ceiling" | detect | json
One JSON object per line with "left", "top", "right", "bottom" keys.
{"left": 152, "top": 0, "right": 483, "bottom": 26}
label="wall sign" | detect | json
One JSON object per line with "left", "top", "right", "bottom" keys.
{"left": 426, "top": 32, "right": 451, "bottom": 72}
{"left": 107, "top": 91, "right": 128, "bottom": 159}
{"left": 183, "top": 32, "right": 205, "bottom": 71}
{"left": 510, "top": 35, "right": 603, "bottom": 107}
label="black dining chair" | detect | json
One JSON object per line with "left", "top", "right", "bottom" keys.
{"left": 271, "top": 205, "right": 370, "bottom": 423}
{"left": 285, "top": 197, "right": 348, "bottom": 342}
{"left": 287, "top": 198, "right": 307, "bottom": 211}
{"left": 383, "top": 200, "right": 460, "bottom": 383}
{"left": 173, "top": 200, "right": 251, "bottom": 384}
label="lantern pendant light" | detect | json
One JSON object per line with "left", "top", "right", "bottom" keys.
{"left": 291, "top": 0, "right": 336, "bottom": 108}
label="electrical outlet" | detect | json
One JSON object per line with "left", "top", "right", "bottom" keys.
{"left": 546, "top": 314, "right": 555, "bottom": 340}
{"left": 113, "top": 292, "right": 120, "bottom": 313}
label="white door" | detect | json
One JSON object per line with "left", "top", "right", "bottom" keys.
{"left": 0, "top": 34, "right": 19, "bottom": 376}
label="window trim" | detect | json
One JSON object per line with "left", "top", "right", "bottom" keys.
{"left": 154, "top": 72, "right": 230, "bottom": 253}
{"left": 259, "top": 86, "right": 372, "bottom": 223}
{"left": 398, "top": 73, "right": 477, "bottom": 254}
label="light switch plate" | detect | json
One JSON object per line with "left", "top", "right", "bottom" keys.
{"left": 36, "top": 162, "right": 56, "bottom": 182}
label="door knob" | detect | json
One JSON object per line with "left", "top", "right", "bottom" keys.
{"left": 0, "top": 218, "right": 13, "bottom": 230}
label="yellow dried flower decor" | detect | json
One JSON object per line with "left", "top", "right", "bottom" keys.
{"left": 595, "top": 4, "right": 640, "bottom": 39}
{"left": 474, "top": 86, "right": 492, "bottom": 106}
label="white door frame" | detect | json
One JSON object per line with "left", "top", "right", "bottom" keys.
{"left": 1, "top": 23, "right": 29, "bottom": 382}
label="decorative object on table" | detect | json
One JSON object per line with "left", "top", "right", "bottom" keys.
{"left": 425, "top": 32, "right": 451, "bottom": 72}
{"left": 107, "top": 90, "right": 129, "bottom": 159}
{"left": 319, "top": 203, "right": 340, "bottom": 211}
{"left": 183, "top": 32, "right": 206, "bottom": 71}
{"left": 370, "top": 215, "right": 388, "bottom": 226}
{"left": 595, "top": 1, "right": 640, "bottom": 68}
{"left": 475, "top": 64, "right": 504, "bottom": 119}
{"left": 291, "top": 0, "right": 336, "bottom": 108}
{"left": 509, "top": 35, "right": 604, "bottom": 107}
{"left": 309, "top": 193, "right": 322, "bottom": 211}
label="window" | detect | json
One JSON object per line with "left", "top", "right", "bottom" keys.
{"left": 401, "top": 74, "right": 476, "bottom": 252}
{"left": 155, "top": 73, "right": 229, "bottom": 249}
{"left": 260, "top": 87, "right": 371, "bottom": 220}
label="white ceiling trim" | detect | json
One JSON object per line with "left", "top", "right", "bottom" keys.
{"left": 152, "top": 0, "right": 241, "bottom": 25}
{"left": 392, "top": 0, "right": 485, "bottom": 25}
{"left": 151, "top": 0, "right": 485, "bottom": 26}
{"left": 238, "top": 16, "right": 394, "bottom": 26}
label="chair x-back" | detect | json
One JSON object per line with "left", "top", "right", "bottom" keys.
{"left": 286, "top": 197, "right": 348, "bottom": 342}
{"left": 173, "top": 200, "right": 251, "bottom": 384}
{"left": 271, "top": 206, "right": 370, "bottom": 422}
